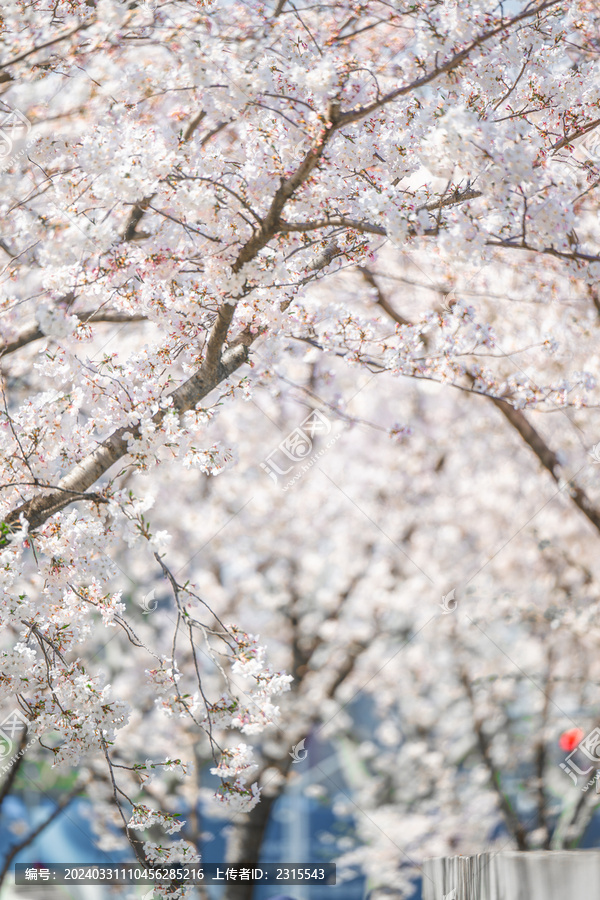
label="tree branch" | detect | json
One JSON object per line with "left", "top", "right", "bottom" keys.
{"left": 0, "top": 311, "right": 147, "bottom": 360}
{"left": 0, "top": 778, "right": 86, "bottom": 888}
{"left": 492, "top": 399, "right": 600, "bottom": 535}
{"left": 2, "top": 341, "right": 250, "bottom": 536}
{"left": 0, "top": 20, "right": 94, "bottom": 70}
{"left": 364, "top": 268, "right": 600, "bottom": 538}
{"left": 0, "top": 730, "right": 29, "bottom": 811}
{"left": 357, "top": 266, "right": 410, "bottom": 325}
{"left": 459, "top": 667, "right": 528, "bottom": 849}
{"left": 335, "top": 0, "right": 563, "bottom": 128}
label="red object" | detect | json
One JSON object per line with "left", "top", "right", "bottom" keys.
{"left": 559, "top": 727, "right": 585, "bottom": 752}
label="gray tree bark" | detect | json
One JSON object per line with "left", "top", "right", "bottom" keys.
{"left": 221, "top": 788, "right": 280, "bottom": 900}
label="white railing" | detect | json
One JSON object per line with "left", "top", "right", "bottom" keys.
{"left": 422, "top": 850, "right": 600, "bottom": 899}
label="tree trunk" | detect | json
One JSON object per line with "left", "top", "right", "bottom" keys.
{"left": 220, "top": 792, "right": 279, "bottom": 900}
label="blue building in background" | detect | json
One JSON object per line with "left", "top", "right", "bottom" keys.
{"left": 0, "top": 701, "right": 429, "bottom": 900}
{"left": 0, "top": 734, "right": 418, "bottom": 900}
